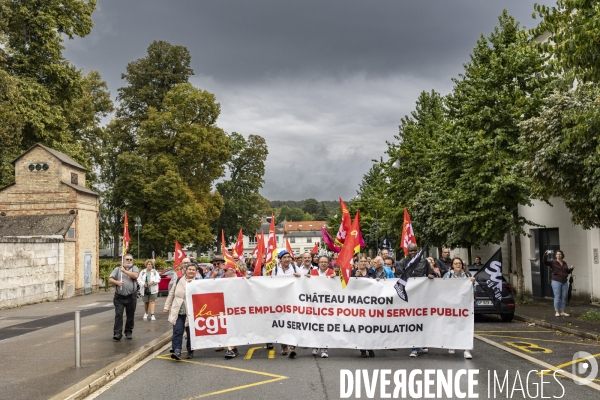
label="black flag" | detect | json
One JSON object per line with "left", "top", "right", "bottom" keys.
{"left": 382, "top": 233, "right": 392, "bottom": 250}
{"left": 474, "top": 248, "right": 503, "bottom": 309}
{"left": 394, "top": 241, "right": 429, "bottom": 302}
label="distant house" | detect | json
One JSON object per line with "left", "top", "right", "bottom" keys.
{"left": 0, "top": 144, "right": 100, "bottom": 308}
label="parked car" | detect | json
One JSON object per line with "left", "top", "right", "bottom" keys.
{"left": 158, "top": 268, "right": 176, "bottom": 296}
{"left": 468, "top": 265, "right": 516, "bottom": 322}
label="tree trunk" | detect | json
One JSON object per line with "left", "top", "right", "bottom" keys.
{"left": 514, "top": 232, "right": 524, "bottom": 302}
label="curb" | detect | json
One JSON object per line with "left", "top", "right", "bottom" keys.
{"left": 49, "top": 330, "right": 172, "bottom": 400}
{"left": 514, "top": 314, "right": 599, "bottom": 341}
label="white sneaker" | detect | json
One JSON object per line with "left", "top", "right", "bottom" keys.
{"left": 151, "top": 315, "right": 156, "bottom": 321}
{"left": 555, "top": 311, "right": 560, "bottom": 317}
{"left": 448, "top": 349, "right": 455, "bottom": 355}
{"left": 321, "top": 350, "right": 328, "bottom": 358}
{"left": 143, "top": 313, "right": 148, "bottom": 320}
{"left": 410, "top": 350, "right": 418, "bottom": 357}
{"left": 464, "top": 350, "right": 472, "bottom": 359}
{"left": 561, "top": 312, "right": 570, "bottom": 317}
{"left": 420, "top": 347, "right": 429, "bottom": 354}
{"left": 312, "top": 348, "right": 319, "bottom": 356}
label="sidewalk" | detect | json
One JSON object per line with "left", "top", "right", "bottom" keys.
{"left": 0, "top": 289, "right": 172, "bottom": 400}
{"left": 514, "top": 297, "right": 600, "bottom": 341}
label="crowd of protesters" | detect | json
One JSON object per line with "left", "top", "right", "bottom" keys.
{"left": 110, "top": 245, "right": 484, "bottom": 362}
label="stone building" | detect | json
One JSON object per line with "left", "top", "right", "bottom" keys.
{"left": 0, "top": 144, "right": 100, "bottom": 308}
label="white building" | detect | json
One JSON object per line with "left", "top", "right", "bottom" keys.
{"left": 472, "top": 198, "right": 599, "bottom": 302}
{"left": 241, "top": 220, "right": 327, "bottom": 257}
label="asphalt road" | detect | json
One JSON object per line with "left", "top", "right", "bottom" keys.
{"left": 88, "top": 315, "right": 600, "bottom": 400}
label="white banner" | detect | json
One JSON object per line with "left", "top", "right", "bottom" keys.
{"left": 185, "top": 276, "right": 474, "bottom": 350}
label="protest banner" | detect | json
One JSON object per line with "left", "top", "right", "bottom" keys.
{"left": 186, "top": 276, "right": 474, "bottom": 350}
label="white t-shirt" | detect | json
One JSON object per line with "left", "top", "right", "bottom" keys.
{"left": 273, "top": 264, "right": 296, "bottom": 276}
{"left": 297, "top": 264, "right": 313, "bottom": 276}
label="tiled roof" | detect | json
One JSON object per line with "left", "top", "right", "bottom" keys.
{"left": 12, "top": 143, "right": 87, "bottom": 171}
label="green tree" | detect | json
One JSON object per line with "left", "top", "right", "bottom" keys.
{"left": 116, "top": 40, "right": 194, "bottom": 122}
{"left": 520, "top": 83, "right": 600, "bottom": 229}
{"left": 533, "top": 1, "right": 600, "bottom": 82}
{"left": 213, "top": 133, "right": 270, "bottom": 248}
{"left": 302, "top": 198, "right": 319, "bottom": 216}
{"left": 313, "top": 202, "right": 330, "bottom": 221}
{"left": 0, "top": 0, "right": 103, "bottom": 187}
{"left": 101, "top": 42, "right": 196, "bottom": 257}
{"left": 443, "top": 11, "right": 552, "bottom": 299}
{"left": 385, "top": 90, "right": 447, "bottom": 249}
{"left": 278, "top": 206, "right": 311, "bottom": 222}
{"left": 113, "top": 82, "right": 230, "bottom": 255}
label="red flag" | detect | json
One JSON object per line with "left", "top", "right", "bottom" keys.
{"left": 221, "top": 230, "right": 236, "bottom": 266}
{"left": 335, "top": 212, "right": 360, "bottom": 289}
{"left": 401, "top": 207, "right": 417, "bottom": 256}
{"left": 334, "top": 198, "right": 352, "bottom": 247}
{"left": 310, "top": 241, "right": 319, "bottom": 254}
{"left": 251, "top": 233, "right": 260, "bottom": 259}
{"left": 234, "top": 228, "right": 245, "bottom": 260}
{"left": 264, "top": 215, "right": 277, "bottom": 275}
{"left": 173, "top": 240, "right": 187, "bottom": 277}
{"left": 285, "top": 237, "right": 295, "bottom": 260}
{"left": 253, "top": 231, "right": 265, "bottom": 276}
{"left": 122, "top": 211, "right": 131, "bottom": 256}
{"left": 354, "top": 210, "right": 366, "bottom": 252}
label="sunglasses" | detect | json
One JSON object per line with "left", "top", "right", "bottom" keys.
{"left": 124, "top": 258, "right": 133, "bottom": 261}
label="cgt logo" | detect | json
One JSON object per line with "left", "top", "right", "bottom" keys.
{"left": 192, "top": 292, "right": 227, "bottom": 336}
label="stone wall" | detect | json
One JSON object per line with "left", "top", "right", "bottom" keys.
{"left": 0, "top": 236, "right": 65, "bottom": 309}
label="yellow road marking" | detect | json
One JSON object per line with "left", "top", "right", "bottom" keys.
{"left": 505, "top": 341, "right": 552, "bottom": 354}
{"left": 480, "top": 334, "right": 600, "bottom": 346}
{"left": 244, "top": 346, "right": 266, "bottom": 359}
{"left": 475, "top": 335, "right": 600, "bottom": 391}
{"left": 553, "top": 351, "right": 600, "bottom": 371}
{"left": 156, "top": 353, "right": 288, "bottom": 399}
{"left": 268, "top": 349, "right": 275, "bottom": 359}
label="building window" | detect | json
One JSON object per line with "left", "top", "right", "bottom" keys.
{"left": 67, "top": 228, "right": 75, "bottom": 239}
{"left": 71, "top": 172, "right": 78, "bottom": 185}
{"left": 249, "top": 236, "right": 257, "bottom": 245}
{"left": 289, "top": 237, "right": 295, "bottom": 243}
{"left": 306, "top": 237, "right": 312, "bottom": 243}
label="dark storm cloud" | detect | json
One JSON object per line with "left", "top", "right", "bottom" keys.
{"left": 64, "top": 0, "right": 555, "bottom": 201}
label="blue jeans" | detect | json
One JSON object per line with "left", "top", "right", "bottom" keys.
{"left": 551, "top": 280, "right": 569, "bottom": 311}
{"left": 172, "top": 314, "right": 191, "bottom": 353}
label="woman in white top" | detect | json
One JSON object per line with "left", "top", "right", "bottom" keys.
{"left": 137, "top": 259, "right": 161, "bottom": 321}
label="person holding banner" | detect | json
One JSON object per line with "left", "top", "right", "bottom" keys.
{"left": 443, "top": 257, "right": 476, "bottom": 359}
{"left": 353, "top": 254, "right": 376, "bottom": 358}
{"left": 163, "top": 263, "right": 198, "bottom": 360}
{"left": 307, "top": 255, "right": 336, "bottom": 358}
{"left": 397, "top": 243, "right": 435, "bottom": 357}
{"left": 223, "top": 264, "right": 243, "bottom": 359}
{"left": 273, "top": 250, "right": 301, "bottom": 358}
{"left": 543, "top": 250, "right": 574, "bottom": 317}
{"left": 354, "top": 255, "right": 376, "bottom": 279}
{"left": 297, "top": 252, "right": 315, "bottom": 275}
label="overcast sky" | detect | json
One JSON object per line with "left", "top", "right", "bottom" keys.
{"left": 64, "top": 0, "right": 555, "bottom": 201}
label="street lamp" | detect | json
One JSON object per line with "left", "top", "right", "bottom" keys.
{"left": 135, "top": 216, "right": 142, "bottom": 260}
